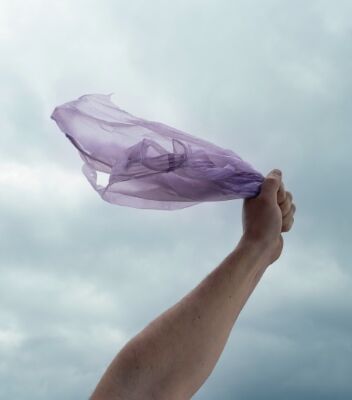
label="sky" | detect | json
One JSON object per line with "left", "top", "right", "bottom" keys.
{"left": 0, "top": 0, "right": 351, "bottom": 399}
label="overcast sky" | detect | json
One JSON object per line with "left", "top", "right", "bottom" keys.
{"left": 1, "top": 0, "right": 351, "bottom": 399}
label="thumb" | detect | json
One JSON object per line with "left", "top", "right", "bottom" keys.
{"left": 260, "top": 169, "right": 282, "bottom": 200}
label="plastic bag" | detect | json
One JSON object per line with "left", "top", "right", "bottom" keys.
{"left": 51, "top": 94, "right": 264, "bottom": 210}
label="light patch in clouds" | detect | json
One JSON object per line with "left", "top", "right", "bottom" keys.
{"left": 9, "top": 267, "right": 117, "bottom": 316}
{"left": 0, "top": 161, "right": 89, "bottom": 209}
{"left": 0, "top": 327, "right": 25, "bottom": 350}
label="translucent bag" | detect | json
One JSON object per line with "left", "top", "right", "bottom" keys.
{"left": 51, "top": 94, "right": 264, "bottom": 210}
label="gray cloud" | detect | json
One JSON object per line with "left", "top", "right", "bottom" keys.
{"left": 0, "top": 0, "right": 351, "bottom": 399}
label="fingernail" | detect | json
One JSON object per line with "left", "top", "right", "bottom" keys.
{"left": 273, "top": 169, "right": 282, "bottom": 176}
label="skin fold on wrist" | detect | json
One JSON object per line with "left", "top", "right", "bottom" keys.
{"left": 234, "top": 235, "right": 273, "bottom": 272}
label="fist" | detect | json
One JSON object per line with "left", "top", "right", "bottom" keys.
{"left": 242, "top": 169, "right": 296, "bottom": 265}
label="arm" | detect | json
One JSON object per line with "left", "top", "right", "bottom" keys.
{"left": 90, "top": 169, "right": 296, "bottom": 400}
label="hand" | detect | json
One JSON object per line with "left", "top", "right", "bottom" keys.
{"left": 241, "top": 169, "right": 296, "bottom": 265}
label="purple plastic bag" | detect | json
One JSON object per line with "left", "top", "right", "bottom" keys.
{"left": 51, "top": 94, "right": 264, "bottom": 210}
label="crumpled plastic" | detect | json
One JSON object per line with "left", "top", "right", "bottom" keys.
{"left": 51, "top": 94, "right": 264, "bottom": 210}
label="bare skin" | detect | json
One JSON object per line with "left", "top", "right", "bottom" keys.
{"left": 90, "top": 169, "right": 296, "bottom": 400}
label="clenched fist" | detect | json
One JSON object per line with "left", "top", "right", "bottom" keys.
{"left": 241, "top": 169, "right": 296, "bottom": 265}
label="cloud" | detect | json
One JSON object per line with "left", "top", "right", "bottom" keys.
{"left": 195, "top": 245, "right": 352, "bottom": 399}
{"left": 0, "top": 0, "right": 351, "bottom": 399}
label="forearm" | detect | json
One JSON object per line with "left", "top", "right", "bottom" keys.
{"left": 91, "top": 237, "right": 271, "bottom": 400}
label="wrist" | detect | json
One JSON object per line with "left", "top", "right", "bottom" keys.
{"left": 236, "top": 235, "right": 273, "bottom": 271}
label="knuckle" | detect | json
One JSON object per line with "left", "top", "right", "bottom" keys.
{"left": 282, "top": 210, "right": 293, "bottom": 224}
{"left": 278, "top": 191, "right": 286, "bottom": 204}
{"left": 284, "top": 199, "right": 291, "bottom": 210}
{"left": 281, "top": 199, "right": 291, "bottom": 216}
{"left": 282, "top": 217, "right": 294, "bottom": 232}
{"left": 288, "top": 218, "right": 294, "bottom": 230}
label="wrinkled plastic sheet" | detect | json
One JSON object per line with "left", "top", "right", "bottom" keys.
{"left": 51, "top": 94, "right": 264, "bottom": 210}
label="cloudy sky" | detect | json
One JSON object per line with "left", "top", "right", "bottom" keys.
{"left": 1, "top": 0, "right": 351, "bottom": 399}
